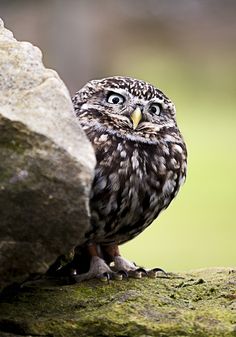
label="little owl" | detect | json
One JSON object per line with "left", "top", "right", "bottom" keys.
{"left": 63, "top": 76, "right": 187, "bottom": 281}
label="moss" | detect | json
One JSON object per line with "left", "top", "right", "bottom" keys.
{"left": 0, "top": 268, "right": 236, "bottom": 336}
{"left": 0, "top": 117, "right": 34, "bottom": 154}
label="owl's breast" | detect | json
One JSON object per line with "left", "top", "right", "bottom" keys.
{"left": 86, "top": 133, "right": 187, "bottom": 245}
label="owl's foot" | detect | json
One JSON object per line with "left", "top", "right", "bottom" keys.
{"left": 101, "top": 244, "right": 167, "bottom": 279}
{"left": 74, "top": 256, "right": 113, "bottom": 282}
{"left": 112, "top": 255, "right": 166, "bottom": 278}
{"left": 73, "top": 243, "right": 128, "bottom": 282}
{"left": 74, "top": 256, "right": 128, "bottom": 282}
{"left": 113, "top": 256, "right": 144, "bottom": 278}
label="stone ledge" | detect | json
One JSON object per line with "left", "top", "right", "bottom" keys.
{"left": 0, "top": 268, "right": 235, "bottom": 337}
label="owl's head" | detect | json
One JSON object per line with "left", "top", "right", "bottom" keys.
{"left": 73, "top": 76, "right": 179, "bottom": 143}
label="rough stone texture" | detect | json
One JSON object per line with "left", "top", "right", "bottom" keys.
{"left": 0, "top": 18, "right": 96, "bottom": 289}
{"left": 0, "top": 268, "right": 235, "bottom": 337}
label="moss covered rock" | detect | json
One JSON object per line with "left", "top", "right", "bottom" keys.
{"left": 0, "top": 268, "right": 235, "bottom": 336}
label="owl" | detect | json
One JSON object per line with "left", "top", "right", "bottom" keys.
{"left": 69, "top": 76, "right": 187, "bottom": 281}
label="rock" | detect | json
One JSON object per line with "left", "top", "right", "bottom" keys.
{"left": 0, "top": 268, "right": 235, "bottom": 337}
{"left": 0, "top": 18, "right": 96, "bottom": 289}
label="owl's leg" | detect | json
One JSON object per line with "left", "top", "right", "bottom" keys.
{"left": 101, "top": 244, "right": 144, "bottom": 278}
{"left": 74, "top": 243, "right": 122, "bottom": 282}
{"left": 102, "top": 244, "right": 167, "bottom": 279}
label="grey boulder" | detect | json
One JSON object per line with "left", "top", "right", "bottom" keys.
{"left": 0, "top": 18, "right": 96, "bottom": 289}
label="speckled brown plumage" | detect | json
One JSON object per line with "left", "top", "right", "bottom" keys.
{"left": 71, "top": 76, "right": 187, "bottom": 280}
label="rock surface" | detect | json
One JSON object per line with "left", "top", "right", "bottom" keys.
{"left": 0, "top": 18, "right": 96, "bottom": 289}
{"left": 0, "top": 268, "right": 235, "bottom": 337}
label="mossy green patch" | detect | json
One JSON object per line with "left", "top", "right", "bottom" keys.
{"left": 0, "top": 117, "right": 34, "bottom": 154}
{"left": 0, "top": 268, "right": 235, "bottom": 337}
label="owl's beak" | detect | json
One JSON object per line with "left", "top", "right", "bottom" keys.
{"left": 130, "top": 107, "right": 142, "bottom": 129}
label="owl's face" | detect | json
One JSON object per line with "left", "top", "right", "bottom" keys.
{"left": 73, "top": 76, "right": 179, "bottom": 144}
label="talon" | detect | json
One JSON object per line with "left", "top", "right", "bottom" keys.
{"left": 97, "top": 272, "right": 110, "bottom": 282}
{"left": 103, "top": 272, "right": 111, "bottom": 281}
{"left": 118, "top": 270, "right": 128, "bottom": 278}
{"left": 129, "top": 270, "right": 142, "bottom": 279}
{"left": 151, "top": 267, "right": 168, "bottom": 276}
{"left": 134, "top": 271, "right": 142, "bottom": 279}
{"left": 70, "top": 269, "right": 77, "bottom": 276}
{"left": 147, "top": 269, "right": 158, "bottom": 278}
{"left": 136, "top": 267, "right": 148, "bottom": 276}
{"left": 113, "top": 272, "right": 123, "bottom": 281}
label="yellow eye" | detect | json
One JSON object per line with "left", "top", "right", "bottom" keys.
{"left": 149, "top": 103, "right": 161, "bottom": 115}
{"left": 107, "top": 93, "right": 125, "bottom": 104}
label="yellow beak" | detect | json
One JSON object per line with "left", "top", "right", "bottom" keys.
{"left": 130, "top": 107, "right": 142, "bottom": 129}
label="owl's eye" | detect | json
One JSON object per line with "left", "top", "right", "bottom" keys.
{"left": 107, "top": 92, "right": 125, "bottom": 104}
{"left": 149, "top": 103, "right": 162, "bottom": 115}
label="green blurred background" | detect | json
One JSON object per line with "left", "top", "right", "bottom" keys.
{"left": 1, "top": 0, "right": 235, "bottom": 271}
